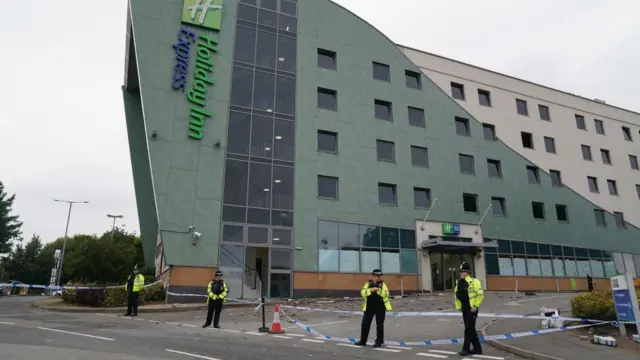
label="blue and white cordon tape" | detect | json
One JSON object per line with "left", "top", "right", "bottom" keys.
{"left": 0, "top": 280, "right": 164, "bottom": 291}
{"left": 165, "top": 290, "right": 260, "bottom": 305}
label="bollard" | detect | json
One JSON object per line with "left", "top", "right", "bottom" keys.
{"left": 515, "top": 279, "right": 519, "bottom": 293}
{"left": 556, "top": 278, "right": 560, "bottom": 293}
{"left": 400, "top": 279, "right": 404, "bottom": 298}
{"left": 258, "top": 296, "right": 269, "bottom": 332}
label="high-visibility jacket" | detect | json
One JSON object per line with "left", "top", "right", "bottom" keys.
{"left": 360, "top": 281, "right": 392, "bottom": 311}
{"left": 125, "top": 274, "right": 145, "bottom": 293}
{"left": 454, "top": 276, "right": 484, "bottom": 310}
{"left": 207, "top": 280, "right": 229, "bottom": 304}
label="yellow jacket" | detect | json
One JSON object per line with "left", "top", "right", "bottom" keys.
{"left": 454, "top": 276, "right": 484, "bottom": 310}
{"left": 125, "top": 274, "right": 145, "bottom": 293}
{"left": 207, "top": 280, "right": 229, "bottom": 304}
{"left": 360, "top": 281, "right": 392, "bottom": 311}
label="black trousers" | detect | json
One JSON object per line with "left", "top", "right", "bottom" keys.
{"left": 360, "top": 308, "right": 386, "bottom": 344}
{"left": 204, "top": 299, "right": 223, "bottom": 327}
{"left": 126, "top": 291, "right": 139, "bottom": 315}
{"left": 462, "top": 309, "right": 482, "bottom": 352}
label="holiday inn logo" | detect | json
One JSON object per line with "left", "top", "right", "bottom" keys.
{"left": 181, "top": 0, "right": 223, "bottom": 31}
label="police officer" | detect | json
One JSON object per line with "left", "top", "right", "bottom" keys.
{"left": 455, "top": 262, "right": 484, "bottom": 356}
{"left": 124, "top": 265, "right": 145, "bottom": 317}
{"left": 202, "top": 270, "right": 229, "bottom": 328}
{"left": 355, "top": 269, "right": 392, "bottom": 348}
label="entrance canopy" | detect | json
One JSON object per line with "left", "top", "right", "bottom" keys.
{"left": 420, "top": 237, "right": 498, "bottom": 253}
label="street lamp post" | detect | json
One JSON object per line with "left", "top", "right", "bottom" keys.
{"left": 107, "top": 214, "right": 124, "bottom": 241}
{"left": 54, "top": 199, "right": 89, "bottom": 287}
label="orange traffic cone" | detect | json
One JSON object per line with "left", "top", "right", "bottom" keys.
{"left": 268, "top": 304, "right": 285, "bottom": 334}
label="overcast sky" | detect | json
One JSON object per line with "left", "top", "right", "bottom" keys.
{"left": 1, "top": 0, "right": 638, "bottom": 244}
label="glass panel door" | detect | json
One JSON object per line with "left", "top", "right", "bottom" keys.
{"left": 430, "top": 252, "right": 443, "bottom": 291}
{"left": 219, "top": 244, "right": 245, "bottom": 299}
{"left": 443, "top": 253, "right": 458, "bottom": 291}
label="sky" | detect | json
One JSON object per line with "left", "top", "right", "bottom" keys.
{"left": 1, "top": 0, "right": 639, "bottom": 244}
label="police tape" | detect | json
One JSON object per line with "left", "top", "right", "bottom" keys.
{"left": 278, "top": 307, "right": 611, "bottom": 346}
{"left": 165, "top": 291, "right": 260, "bottom": 305}
{"left": 0, "top": 280, "right": 165, "bottom": 291}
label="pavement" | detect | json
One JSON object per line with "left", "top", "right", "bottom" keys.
{"left": 0, "top": 292, "right": 635, "bottom": 360}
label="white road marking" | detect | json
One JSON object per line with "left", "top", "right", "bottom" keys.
{"left": 436, "top": 318, "right": 452, "bottom": 322}
{"left": 183, "top": 324, "right": 196, "bottom": 328}
{"left": 37, "top": 327, "right": 114, "bottom": 341}
{"left": 285, "top": 320, "right": 349, "bottom": 329}
{"left": 286, "top": 333, "right": 306, "bottom": 337}
{"left": 386, "top": 345, "right": 412, "bottom": 350}
{"left": 472, "top": 355, "right": 504, "bottom": 360}
{"left": 338, "top": 343, "right": 361, "bottom": 348}
{"left": 165, "top": 322, "right": 179, "bottom": 326}
{"left": 315, "top": 336, "right": 326, "bottom": 339}
{"left": 417, "top": 353, "right": 448, "bottom": 358}
{"left": 246, "top": 331, "right": 265, "bottom": 336}
{"left": 166, "top": 349, "right": 220, "bottom": 360}
{"left": 429, "top": 350, "right": 457, "bottom": 355}
{"left": 301, "top": 338, "right": 324, "bottom": 343}
{"left": 374, "top": 348, "right": 401, "bottom": 353}
{"left": 222, "top": 329, "right": 241, "bottom": 333}
{"left": 134, "top": 318, "right": 145, "bottom": 321}
{"left": 0, "top": 321, "right": 16, "bottom": 325}
{"left": 507, "top": 294, "right": 573, "bottom": 304}
{"left": 271, "top": 335, "right": 292, "bottom": 339}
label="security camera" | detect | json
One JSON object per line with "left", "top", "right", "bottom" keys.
{"left": 188, "top": 225, "right": 195, "bottom": 231}
{"left": 192, "top": 231, "right": 202, "bottom": 239}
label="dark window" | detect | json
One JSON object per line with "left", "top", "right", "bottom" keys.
{"left": 410, "top": 146, "right": 429, "bottom": 167}
{"left": 629, "top": 155, "right": 639, "bottom": 170}
{"left": 230, "top": 67, "right": 254, "bottom": 107}
{"left": 374, "top": 99, "right": 393, "bottom": 121}
{"left": 277, "top": 36, "right": 296, "bottom": 73}
{"left": 538, "top": 105, "right": 551, "bottom": 121}
{"left": 317, "top": 87, "right": 337, "bottom": 110}
{"left": 376, "top": 140, "right": 395, "bottom": 162}
{"left": 532, "top": 202, "right": 545, "bottom": 220}
{"left": 487, "top": 159, "right": 502, "bottom": 178}
{"left": 462, "top": 193, "right": 478, "bottom": 213}
{"left": 483, "top": 123, "right": 496, "bottom": 140}
{"left": 516, "top": 99, "right": 528, "bottom": 115}
{"left": 526, "top": 166, "right": 540, "bottom": 184}
{"left": 275, "top": 75, "right": 295, "bottom": 115}
{"left": 521, "top": 132, "right": 533, "bottom": 149}
{"left": 222, "top": 224, "right": 244, "bottom": 243}
{"left": 478, "top": 89, "right": 491, "bottom": 106}
{"left": 222, "top": 205, "right": 246, "bottom": 227}
{"left": 413, "top": 188, "right": 431, "bottom": 208}
{"left": 227, "top": 111, "right": 251, "bottom": 155}
{"left": 250, "top": 115, "right": 273, "bottom": 158}
{"left": 581, "top": 145, "right": 592, "bottom": 160}
{"left": 587, "top": 176, "right": 599, "bottom": 193}
{"left": 622, "top": 126, "right": 633, "bottom": 141}
{"left": 223, "top": 160, "right": 249, "bottom": 205}
{"left": 247, "top": 162, "right": 272, "bottom": 208}
{"left": 550, "top": 170, "right": 562, "bottom": 187}
{"left": 255, "top": 31, "right": 277, "bottom": 69}
{"left": 258, "top": 8, "right": 277, "bottom": 28}
{"left": 459, "top": 154, "right": 475, "bottom": 174}
{"left": 600, "top": 149, "right": 611, "bottom": 165}
{"left": 238, "top": 3, "right": 258, "bottom": 21}
{"left": 614, "top": 212, "right": 626, "bottom": 229}
{"left": 372, "top": 62, "right": 390, "bottom": 81}
{"left": 607, "top": 179, "right": 618, "bottom": 195}
{"left": 408, "top": 106, "right": 425, "bottom": 127}
{"left": 280, "top": 0, "right": 297, "bottom": 16}
{"left": 594, "top": 209, "right": 607, "bottom": 227}
{"left": 636, "top": 184, "right": 640, "bottom": 199}
{"left": 594, "top": 119, "right": 605, "bottom": 135}
{"left": 253, "top": 71, "right": 275, "bottom": 111}
{"left": 260, "top": 0, "right": 277, "bottom": 10}
{"left": 405, "top": 70, "right": 421, "bottom": 89}
{"left": 492, "top": 197, "right": 506, "bottom": 216}
{"left": 272, "top": 165, "right": 294, "bottom": 209}
{"left": 451, "top": 82, "right": 465, "bottom": 100}
{"left": 575, "top": 114, "right": 586, "bottom": 130}
{"left": 317, "top": 175, "right": 338, "bottom": 199}
{"left": 544, "top": 136, "right": 556, "bottom": 153}
{"left": 234, "top": 25, "right": 256, "bottom": 63}
{"left": 278, "top": 14, "right": 296, "bottom": 34}
{"left": 455, "top": 117, "right": 470, "bottom": 136}
{"left": 317, "top": 130, "right": 337, "bottom": 153}
{"left": 317, "top": 48, "right": 336, "bottom": 69}
{"left": 273, "top": 120, "right": 294, "bottom": 162}
{"left": 555, "top": 205, "right": 568, "bottom": 222}
{"left": 378, "top": 183, "right": 397, "bottom": 205}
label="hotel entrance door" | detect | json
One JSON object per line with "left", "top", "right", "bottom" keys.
{"left": 430, "top": 252, "right": 474, "bottom": 291}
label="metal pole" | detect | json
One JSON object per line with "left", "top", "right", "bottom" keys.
{"left": 258, "top": 296, "right": 269, "bottom": 332}
{"left": 54, "top": 199, "right": 88, "bottom": 287}
{"left": 107, "top": 214, "right": 124, "bottom": 242}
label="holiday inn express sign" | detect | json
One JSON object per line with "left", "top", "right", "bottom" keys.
{"left": 170, "top": 0, "right": 223, "bottom": 140}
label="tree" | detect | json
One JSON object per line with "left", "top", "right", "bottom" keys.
{"left": 0, "top": 181, "right": 22, "bottom": 254}
{"left": 0, "top": 234, "right": 43, "bottom": 284}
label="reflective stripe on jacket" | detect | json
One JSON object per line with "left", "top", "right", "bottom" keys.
{"left": 454, "top": 276, "right": 484, "bottom": 310}
{"left": 360, "top": 281, "right": 392, "bottom": 311}
{"left": 207, "top": 280, "right": 229, "bottom": 304}
{"left": 125, "top": 274, "right": 145, "bottom": 292}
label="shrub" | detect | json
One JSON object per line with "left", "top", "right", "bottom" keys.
{"left": 571, "top": 288, "right": 640, "bottom": 321}
{"left": 74, "top": 289, "right": 106, "bottom": 307}
{"left": 61, "top": 288, "right": 76, "bottom": 304}
{"left": 104, "top": 283, "right": 166, "bottom": 308}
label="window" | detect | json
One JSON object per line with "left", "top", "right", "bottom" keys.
{"left": 277, "top": 36, "right": 296, "bottom": 73}
{"left": 492, "top": 197, "right": 506, "bottom": 216}
{"left": 410, "top": 146, "right": 429, "bottom": 167}
{"left": 478, "top": 89, "right": 491, "bottom": 106}
{"left": 587, "top": 176, "right": 599, "bottom": 193}
{"left": 317, "top": 48, "right": 336, "bottom": 69}
{"left": 555, "top": 205, "right": 568, "bottom": 222}
{"left": 372, "top": 62, "right": 390, "bottom": 82}
{"left": 532, "top": 202, "right": 545, "bottom": 220}
{"left": 230, "top": 67, "right": 254, "bottom": 107}
{"left": 544, "top": 136, "right": 556, "bottom": 153}
{"left": 459, "top": 154, "right": 475, "bottom": 174}
{"left": 405, "top": 70, "right": 421, "bottom": 89}
{"left": 317, "top": 130, "right": 337, "bottom": 153}
{"left": 233, "top": 25, "right": 256, "bottom": 63}
{"left": 487, "top": 159, "right": 502, "bottom": 178}
{"left": 637, "top": 184, "right": 640, "bottom": 199}
{"left": 622, "top": 126, "right": 633, "bottom": 141}
{"left": 594, "top": 209, "right": 606, "bottom": 227}
{"left": 614, "top": 212, "right": 626, "bottom": 229}
{"left": 538, "top": 105, "right": 550, "bottom": 121}
{"left": 455, "top": 117, "right": 470, "bottom": 136}
{"left": 575, "top": 114, "right": 586, "bottom": 130}
{"left": 483, "top": 123, "right": 496, "bottom": 140}
{"left": 317, "top": 175, "right": 338, "bottom": 199}
{"left": 275, "top": 75, "right": 295, "bottom": 115}
{"left": 408, "top": 106, "right": 425, "bottom": 127}
{"left": 550, "top": 170, "right": 562, "bottom": 187}
{"left": 317, "top": 87, "right": 337, "bottom": 110}
{"left": 516, "top": 99, "right": 528, "bottom": 115}
{"left": 451, "top": 82, "right": 465, "bottom": 100}
{"left": 378, "top": 183, "right": 397, "bottom": 205}
{"left": 374, "top": 99, "right": 393, "bottom": 121}
{"left": 526, "top": 166, "right": 540, "bottom": 184}
{"left": 629, "top": 155, "right": 639, "bottom": 170}
{"left": 607, "top": 179, "right": 618, "bottom": 196}
{"left": 581, "top": 145, "right": 592, "bottom": 161}
{"left": 521, "top": 132, "right": 533, "bottom": 149}
{"left": 600, "top": 149, "right": 611, "bottom": 165}
{"left": 462, "top": 193, "right": 478, "bottom": 213}
{"left": 594, "top": 119, "right": 605, "bottom": 135}
{"left": 376, "top": 140, "right": 395, "bottom": 162}
{"left": 413, "top": 188, "right": 431, "bottom": 208}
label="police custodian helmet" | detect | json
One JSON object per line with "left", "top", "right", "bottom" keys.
{"left": 460, "top": 262, "right": 472, "bottom": 272}
{"left": 215, "top": 270, "right": 223, "bottom": 276}
{"left": 372, "top": 269, "right": 383, "bottom": 276}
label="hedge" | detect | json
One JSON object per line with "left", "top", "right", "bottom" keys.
{"left": 571, "top": 288, "right": 640, "bottom": 321}
{"left": 62, "top": 283, "right": 166, "bottom": 308}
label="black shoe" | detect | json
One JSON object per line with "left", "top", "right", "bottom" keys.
{"left": 123, "top": 313, "right": 131, "bottom": 316}
{"left": 372, "top": 342, "right": 382, "bottom": 348}
{"left": 471, "top": 350, "right": 483, "bottom": 355}
{"left": 132, "top": 314, "right": 138, "bottom": 317}
{"left": 213, "top": 325, "right": 220, "bottom": 329}
{"left": 354, "top": 341, "right": 366, "bottom": 346}
{"left": 459, "top": 350, "right": 472, "bottom": 356}
{"left": 202, "top": 324, "right": 210, "bottom": 328}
